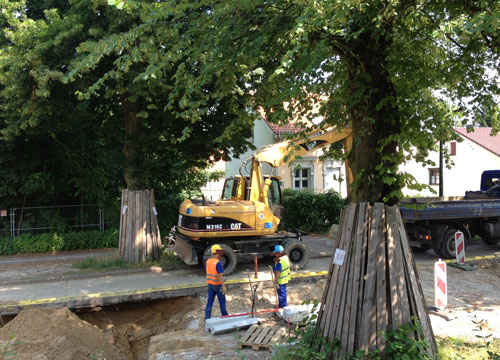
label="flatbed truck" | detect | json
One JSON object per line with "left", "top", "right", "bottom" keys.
{"left": 401, "top": 170, "right": 500, "bottom": 258}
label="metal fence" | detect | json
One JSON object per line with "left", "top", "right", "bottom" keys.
{"left": 0, "top": 204, "right": 105, "bottom": 239}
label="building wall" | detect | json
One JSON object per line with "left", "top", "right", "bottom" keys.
{"left": 400, "top": 136, "right": 500, "bottom": 197}
{"left": 225, "top": 116, "right": 275, "bottom": 177}
{"left": 277, "top": 149, "right": 348, "bottom": 197}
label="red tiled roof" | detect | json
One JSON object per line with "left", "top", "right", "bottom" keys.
{"left": 454, "top": 127, "right": 500, "bottom": 156}
{"left": 265, "top": 121, "right": 304, "bottom": 134}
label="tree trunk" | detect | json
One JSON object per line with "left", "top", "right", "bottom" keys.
{"left": 119, "top": 95, "right": 161, "bottom": 263}
{"left": 343, "top": 31, "right": 401, "bottom": 205}
{"left": 122, "top": 94, "right": 143, "bottom": 190}
{"left": 119, "top": 189, "right": 161, "bottom": 263}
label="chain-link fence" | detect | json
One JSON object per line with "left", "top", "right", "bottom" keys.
{"left": 0, "top": 205, "right": 106, "bottom": 239}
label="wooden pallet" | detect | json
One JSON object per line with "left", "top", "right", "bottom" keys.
{"left": 238, "top": 324, "right": 286, "bottom": 351}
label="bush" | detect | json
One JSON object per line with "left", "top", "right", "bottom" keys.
{"left": 0, "top": 229, "right": 118, "bottom": 255}
{"left": 282, "top": 189, "right": 346, "bottom": 233}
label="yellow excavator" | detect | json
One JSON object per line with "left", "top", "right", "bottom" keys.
{"left": 174, "top": 127, "right": 353, "bottom": 274}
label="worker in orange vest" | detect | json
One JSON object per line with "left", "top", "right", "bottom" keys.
{"left": 205, "top": 244, "right": 228, "bottom": 320}
{"left": 273, "top": 245, "right": 291, "bottom": 308}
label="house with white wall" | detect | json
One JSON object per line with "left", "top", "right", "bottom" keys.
{"left": 223, "top": 114, "right": 348, "bottom": 197}
{"left": 400, "top": 127, "right": 500, "bottom": 197}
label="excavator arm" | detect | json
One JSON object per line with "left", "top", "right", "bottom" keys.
{"left": 242, "top": 127, "right": 353, "bottom": 205}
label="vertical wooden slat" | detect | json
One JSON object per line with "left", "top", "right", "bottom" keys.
{"left": 348, "top": 202, "right": 367, "bottom": 353}
{"left": 386, "top": 206, "right": 405, "bottom": 327}
{"left": 125, "top": 190, "right": 135, "bottom": 262}
{"left": 151, "top": 189, "right": 161, "bottom": 259}
{"left": 338, "top": 211, "right": 357, "bottom": 359}
{"left": 316, "top": 208, "right": 346, "bottom": 338}
{"left": 145, "top": 190, "right": 153, "bottom": 260}
{"left": 320, "top": 205, "right": 353, "bottom": 341}
{"left": 375, "top": 206, "right": 387, "bottom": 352}
{"left": 359, "top": 204, "right": 381, "bottom": 352}
{"left": 118, "top": 189, "right": 126, "bottom": 257}
{"left": 355, "top": 203, "right": 369, "bottom": 350}
{"left": 141, "top": 190, "right": 147, "bottom": 263}
{"left": 133, "top": 191, "right": 140, "bottom": 264}
{"left": 396, "top": 207, "right": 438, "bottom": 356}
{"left": 324, "top": 204, "right": 355, "bottom": 357}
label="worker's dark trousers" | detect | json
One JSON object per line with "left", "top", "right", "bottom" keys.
{"left": 205, "top": 284, "right": 228, "bottom": 319}
{"left": 277, "top": 284, "right": 288, "bottom": 308}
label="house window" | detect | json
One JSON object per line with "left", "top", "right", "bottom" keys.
{"left": 294, "top": 168, "right": 312, "bottom": 190}
{"left": 429, "top": 168, "right": 440, "bottom": 185}
{"left": 450, "top": 141, "right": 456, "bottom": 156}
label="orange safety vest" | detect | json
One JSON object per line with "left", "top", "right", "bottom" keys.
{"left": 206, "top": 258, "right": 222, "bottom": 285}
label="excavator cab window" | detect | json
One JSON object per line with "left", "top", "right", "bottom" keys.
{"left": 222, "top": 177, "right": 242, "bottom": 200}
{"left": 268, "top": 177, "right": 284, "bottom": 220}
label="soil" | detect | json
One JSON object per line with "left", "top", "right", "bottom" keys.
{"left": 0, "top": 253, "right": 500, "bottom": 359}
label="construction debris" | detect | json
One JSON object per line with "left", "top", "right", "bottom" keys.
{"left": 276, "top": 303, "right": 320, "bottom": 324}
{"left": 204, "top": 315, "right": 259, "bottom": 335}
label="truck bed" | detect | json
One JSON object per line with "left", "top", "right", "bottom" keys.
{"left": 400, "top": 197, "right": 500, "bottom": 221}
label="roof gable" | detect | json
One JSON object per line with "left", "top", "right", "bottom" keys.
{"left": 454, "top": 127, "right": 500, "bottom": 157}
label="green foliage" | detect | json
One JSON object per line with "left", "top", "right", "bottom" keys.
{"left": 472, "top": 315, "right": 500, "bottom": 360}
{"left": 437, "top": 337, "right": 500, "bottom": 360}
{"left": 273, "top": 299, "right": 341, "bottom": 360}
{"left": 380, "top": 321, "right": 433, "bottom": 360}
{"left": 0, "top": 332, "right": 24, "bottom": 359}
{"left": 0, "top": 229, "right": 118, "bottom": 255}
{"left": 282, "top": 189, "right": 345, "bottom": 233}
{"left": 73, "top": 248, "right": 183, "bottom": 271}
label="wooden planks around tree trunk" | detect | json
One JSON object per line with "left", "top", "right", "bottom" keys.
{"left": 118, "top": 189, "right": 162, "bottom": 264}
{"left": 315, "top": 203, "right": 437, "bottom": 358}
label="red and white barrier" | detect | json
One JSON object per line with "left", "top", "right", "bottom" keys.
{"left": 455, "top": 231, "right": 465, "bottom": 264}
{"left": 434, "top": 259, "right": 447, "bottom": 309}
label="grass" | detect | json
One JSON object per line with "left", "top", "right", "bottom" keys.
{"left": 72, "top": 248, "right": 184, "bottom": 273}
{"left": 437, "top": 336, "right": 500, "bottom": 359}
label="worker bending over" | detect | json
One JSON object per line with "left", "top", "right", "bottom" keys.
{"left": 272, "top": 245, "right": 291, "bottom": 308}
{"left": 205, "top": 244, "right": 228, "bottom": 320}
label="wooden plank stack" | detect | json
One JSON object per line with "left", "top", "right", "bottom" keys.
{"left": 315, "top": 203, "right": 437, "bottom": 358}
{"left": 118, "top": 189, "right": 162, "bottom": 263}
{"left": 238, "top": 324, "right": 286, "bottom": 352}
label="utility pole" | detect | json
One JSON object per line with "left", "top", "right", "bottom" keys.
{"left": 439, "top": 140, "right": 443, "bottom": 196}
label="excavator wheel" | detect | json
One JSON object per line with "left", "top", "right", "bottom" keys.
{"left": 202, "top": 243, "right": 238, "bottom": 276}
{"left": 283, "top": 239, "right": 310, "bottom": 270}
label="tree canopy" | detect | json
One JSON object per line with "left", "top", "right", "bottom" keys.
{"left": 0, "top": 0, "right": 254, "bottom": 228}
{"left": 1, "top": 0, "right": 499, "bottom": 217}
{"left": 106, "top": 0, "right": 499, "bottom": 204}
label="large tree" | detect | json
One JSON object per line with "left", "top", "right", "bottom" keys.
{"left": 0, "top": 0, "right": 254, "bottom": 230}
{"left": 104, "top": 0, "right": 499, "bottom": 204}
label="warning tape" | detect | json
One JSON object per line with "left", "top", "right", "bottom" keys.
{"left": 0, "top": 270, "right": 329, "bottom": 312}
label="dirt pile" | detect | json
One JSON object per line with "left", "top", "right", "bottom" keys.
{"left": 0, "top": 307, "right": 128, "bottom": 360}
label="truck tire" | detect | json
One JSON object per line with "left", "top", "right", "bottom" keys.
{"left": 202, "top": 243, "right": 238, "bottom": 276}
{"left": 438, "top": 229, "right": 463, "bottom": 259}
{"left": 482, "top": 237, "right": 500, "bottom": 245}
{"left": 283, "top": 239, "right": 310, "bottom": 270}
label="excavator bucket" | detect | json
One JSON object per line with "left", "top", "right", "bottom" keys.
{"left": 174, "top": 233, "right": 199, "bottom": 265}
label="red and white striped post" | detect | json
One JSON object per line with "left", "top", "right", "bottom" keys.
{"left": 434, "top": 259, "right": 447, "bottom": 309}
{"left": 455, "top": 231, "right": 465, "bottom": 264}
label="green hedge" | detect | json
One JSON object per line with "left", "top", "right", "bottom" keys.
{"left": 0, "top": 229, "right": 118, "bottom": 255}
{"left": 282, "top": 189, "right": 346, "bottom": 233}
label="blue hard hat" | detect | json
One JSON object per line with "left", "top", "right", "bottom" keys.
{"left": 273, "top": 245, "right": 284, "bottom": 253}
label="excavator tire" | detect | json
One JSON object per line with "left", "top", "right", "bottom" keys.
{"left": 283, "top": 239, "right": 310, "bottom": 270}
{"left": 202, "top": 243, "right": 238, "bottom": 276}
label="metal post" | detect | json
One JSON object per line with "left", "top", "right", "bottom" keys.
{"left": 9, "top": 208, "right": 15, "bottom": 240}
{"left": 99, "top": 206, "right": 104, "bottom": 231}
{"left": 439, "top": 140, "right": 443, "bottom": 196}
